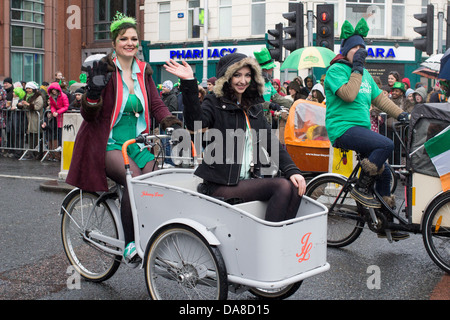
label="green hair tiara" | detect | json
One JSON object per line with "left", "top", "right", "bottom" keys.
{"left": 110, "top": 12, "right": 137, "bottom": 33}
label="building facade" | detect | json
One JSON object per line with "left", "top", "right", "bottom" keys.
{"left": 1, "top": 0, "right": 449, "bottom": 88}
{"left": 0, "top": 0, "right": 144, "bottom": 85}
{"left": 142, "top": 0, "right": 450, "bottom": 88}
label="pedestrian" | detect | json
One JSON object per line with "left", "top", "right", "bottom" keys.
{"left": 0, "top": 85, "right": 6, "bottom": 152}
{"left": 310, "top": 83, "right": 325, "bottom": 104}
{"left": 54, "top": 71, "right": 63, "bottom": 82}
{"left": 387, "top": 71, "right": 401, "bottom": 94}
{"left": 402, "top": 77, "right": 411, "bottom": 91}
{"left": 403, "top": 88, "right": 415, "bottom": 113}
{"left": 389, "top": 82, "right": 406, "bottom": 107}
{"left": 66, "top": 12, "right": 182, "bottom": 265}
{"left": 161, "top": 80, "right": 178, "bottom": 113}
{"left": 429, "top": 80, "right": 449, "bottom": 103}
{"left": 207, "top": 77, "right": 216, "bottom": 94}
{"left": 413, "top": 86, "right": 427, "bottom": 104}
{"left": 304, "top": 75, "right": 315, "bottom": 94}
{"left": 47, "top": 82, "right": 69, "bottom": 154}
{"left": 18, "top": 82, "right": 44, "bottom": 159}
{"left": 405, "top": 88, "right": 415, "bottom": 104}
{"left": 2, "top": 78, "right": 14, "bottom": 155}
{"left": 387, "top": 82, "right": 407, "bottom": 164}
{"left": 164, "top": 53, "right": 306, "bottom": 222}
{"left": 272, "top": 79, "right": 286, "bottom": 96}
{"left": 253, "top": 47, "right": 291, "bottom": 109}
{"left": 11, "top": 84, "right": 27, "bottom": 156}
{"left": 324, "top": 18, "right": 409, "bottom": 240}
{"left": 69, "top": 88, "right": 84, "bottom": 111}
{"left": 288, "top": 80, "right": 308, "bottom": 102}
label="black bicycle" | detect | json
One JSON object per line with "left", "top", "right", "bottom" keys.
{"left": 306, "top": 119, "right": 450, "bottom": 274}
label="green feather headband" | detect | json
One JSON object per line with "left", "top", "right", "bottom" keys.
{"left": 340, "top": 18, "right": 369, "bottom": 40}
{"left": 110, "top": 12, "right": 136, "bottom": 33}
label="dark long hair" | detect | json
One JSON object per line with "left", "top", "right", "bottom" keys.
{"left": 221, "top": 66, "right": 262, "bottom": 110}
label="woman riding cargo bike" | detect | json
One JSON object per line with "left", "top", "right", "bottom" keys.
{"left": 322, "top": 18, "right": 410, "bottom": 240}
{"left": 305, "top": 19, "right": 450, "bottom": 273}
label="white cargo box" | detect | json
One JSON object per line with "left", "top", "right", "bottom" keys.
{"left": 132, "top": 169, "right": 329, "bottom": 289}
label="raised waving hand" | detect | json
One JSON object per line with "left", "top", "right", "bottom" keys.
{"left": 163, "top": 59, "right": 195, "bottom": 80}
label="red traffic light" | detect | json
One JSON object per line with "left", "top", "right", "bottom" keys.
{"left": 320, "top": 12, "right": 330, "bottom": 23}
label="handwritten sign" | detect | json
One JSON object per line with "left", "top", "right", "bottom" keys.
{"left": 296, "top": 233, "right": 312, "bottom": 263}
{"left": 141, "top": 192, "right": 164, "bottom": 198}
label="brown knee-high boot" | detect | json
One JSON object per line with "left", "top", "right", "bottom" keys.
{"left": 350, "top": 159, "right": 384, "bottom": 208}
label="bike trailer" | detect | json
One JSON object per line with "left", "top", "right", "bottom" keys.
{"left": 284, "top": 99, "right": 331, "bottom": 174}
{"left": 131, "top": 169, "right": 329, "bottom": 289}
{"left": 409, "top": 103, "right": 450, "bottom": 225}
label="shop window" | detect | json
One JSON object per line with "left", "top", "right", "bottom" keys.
{"left": 188, "top": 0, "right": 201, "bottom": 39}
{"left": 159, "top": 2, "right": 171, "bottom": 41}
{"left": 10, "top": 52, "right": 43, "bottom": 84}
{"left": 11, "top": 0, "right": 45, "bottom": 24}
{"left": 94, "top": 0, "right": 137, "bottom": 41}
{"left": 251, "top": 0, "right": 266, "bottom": 36}
{"left": 11, "top": 26, "right": 43, "bottom": 49}
{"left": 219, "top": 0, "right": 232, "bottom": 38}
{"left": 345, "top": 0, "right": 385, "bottom": 37}
{"left": 391, "top": 0, "right": 404, "bottom": 37}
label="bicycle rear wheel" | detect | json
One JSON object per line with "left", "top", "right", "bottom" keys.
{"left": 306, "top": 175, "right": 364, "bottom": 248}
{"left": 145, "top": 225, "right": 228, "bottom": 300}
{"left": 422, "top": 192, "right": 450, "bottom": 274}
{"left": 61, "top": 190, "right": 122, "bottom": 282}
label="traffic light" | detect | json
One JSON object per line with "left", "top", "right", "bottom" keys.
{"left": 413, "top": 4, "right": 434, "bottom": 55}
{"left": 282, "top": 2, "right": 304, "bottom": 52}
{"left": 316, "top": 4, "right": 335, "bottom": 51}
{"left": 267, "top": 23, "right": 283, "bottom": 62}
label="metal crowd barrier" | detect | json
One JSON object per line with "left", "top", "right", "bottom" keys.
{"left": 377, "top": 113, "right": 406, "bottom": 168}
{"left": 0, "top": 108, "right": 62, "bottom": 161}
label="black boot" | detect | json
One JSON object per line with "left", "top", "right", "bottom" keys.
{"left": 377, "top": 195, "right": 410, "bottom": 241}
{"left": 351, "top": 159, "right": 381, "bottom": 208}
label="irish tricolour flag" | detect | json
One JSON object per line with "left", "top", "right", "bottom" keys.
{"left": 424, "top": 125, "right": 450, "bottom": 192}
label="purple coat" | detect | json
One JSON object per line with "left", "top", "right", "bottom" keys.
{"left": 66, "top": 56, "right": 181, "bottom": 192}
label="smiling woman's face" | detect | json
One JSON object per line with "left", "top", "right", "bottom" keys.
{"left": 113, "top": 28, "right": 139, "bottom": 58}
{"left": 230, "top": 66, "right": 252, "bottom": 99}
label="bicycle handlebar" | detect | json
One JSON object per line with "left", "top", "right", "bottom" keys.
{"left": 121, "top": 128, "right": 197, "bottom": 169}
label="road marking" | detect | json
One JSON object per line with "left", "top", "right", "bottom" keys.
{"left": 0, "top": 174, "right": 54, "bottom": 181}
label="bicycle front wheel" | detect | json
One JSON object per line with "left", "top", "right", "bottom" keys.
{"left": 61, "top": 190, "right": 122, "bottom": 282}
{"left": 145, "top": 225, "right": 228, "bottom": 300}
{"left": 249, "top": 282, "right": 302, "bottom": 300}
{"left": 422, "top": 192, "right": 450, "bottom": 274}
{"left": 306, "top": 175, "right": 364, "bottom": 248}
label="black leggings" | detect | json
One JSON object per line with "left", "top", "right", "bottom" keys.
{"left": 210, "top": 178, "right": 302, "bottom": 222}
{"left": 105, "top": 150, "right": 156, "bottom": 245}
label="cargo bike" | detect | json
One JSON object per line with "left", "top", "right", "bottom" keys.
{"left": 305, "top": 103, "right": 450, "bottom": 273}
{"left": 60, "top": 130, "right": 330, "bottom": 300}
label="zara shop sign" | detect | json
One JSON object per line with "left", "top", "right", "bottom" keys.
{"left": 335, "top": 44, "right": 416, "bottom": 62}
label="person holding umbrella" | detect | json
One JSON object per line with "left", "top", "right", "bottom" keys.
{"left": 324, "top": 18, "right": 410, "bottom": 240}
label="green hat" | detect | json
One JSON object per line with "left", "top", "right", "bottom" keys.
{"left": 392, "top": 82, "right": 406, "bottom": 93}
{"left": 254, "top": 47, "right": 277, "bottom": 70}
{"left": 14, "top": 87, "right": 26, "bottom": 99}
